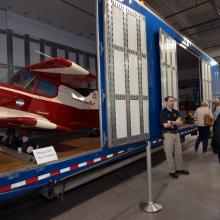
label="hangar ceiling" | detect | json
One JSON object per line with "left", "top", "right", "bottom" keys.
{"left": 144, "top": 0, "right": 220, "bottom": 63}
{"left": 0, "top": 0, "right": 219, "bottom": 63}
{"left": 0, "top": 0, "right": 96, "bottom": 41}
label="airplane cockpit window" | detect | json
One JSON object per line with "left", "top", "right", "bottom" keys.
{"left": 9, "top": 70, "right": 36, "bottom": 92}
{"left": 36, "top": 79, "right": 57, "bottom": 97}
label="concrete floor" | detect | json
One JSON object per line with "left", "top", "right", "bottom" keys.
{"left": 1, "top": 137, "right": 220, "bottom": 220}
{"left": 54, "top": 139, "right": 220, "bottom": 220}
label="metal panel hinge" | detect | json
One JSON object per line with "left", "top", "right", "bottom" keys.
{"left": 99, "top": 42, "right": 104, "bottom": 56}
{"left": 101, "top": 89, "right": 106, "bottom": 102}
{"left": 103, "top": 133, "right": 108, "bottom": 146}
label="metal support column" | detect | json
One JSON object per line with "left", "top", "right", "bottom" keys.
{"left": 140, "top": 140, "right": 162, "bottom": 213}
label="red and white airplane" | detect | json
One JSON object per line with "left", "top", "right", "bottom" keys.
{"left": 0, "top": 57, "right": 99, "bottom": 151}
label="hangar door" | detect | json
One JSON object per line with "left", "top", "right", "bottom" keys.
{"left": 104, "top": 0, "right": 149, "bottom": 147}
{"left": 159, "top": 29, "right": 178, "bottom": 109}
{"left": 201, "top": 60, "right": 212, "bottom": 102}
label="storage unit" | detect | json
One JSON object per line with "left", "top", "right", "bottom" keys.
{"left": 0, "top": 0, "right": 219, "bottom": 201}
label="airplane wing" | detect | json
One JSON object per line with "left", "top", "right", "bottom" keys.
{"left": 0, "top": 117, "right": 73, "bottom": 132}
{"left": 25, "top": 57, "right": 96, "bottom": 88}
{"left": 0, "top": 117, "right": 37, "bottom": 127}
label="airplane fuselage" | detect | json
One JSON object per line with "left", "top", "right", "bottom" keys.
{"left": 0, "top": 82, "right": 99, "bottom": 132}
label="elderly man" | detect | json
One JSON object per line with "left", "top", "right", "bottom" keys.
{"left": 213, "top": 99, "right": 220, "bottom": 121}
{"left": 160, "top": 96, "right": 190, "bottom": 179}
{"left": 194, "top": 101, "right": 213, "bottom": 152}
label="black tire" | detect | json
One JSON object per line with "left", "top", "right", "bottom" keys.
{"left": 23, "top": 142, "right": 36, "bottom": 154}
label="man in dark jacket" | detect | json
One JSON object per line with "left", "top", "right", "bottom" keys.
{"left": 160, "top": 96, "right": 189, "bottom": 178}
{"left": 211, "top": 114, "right": 220, "bottom": 162}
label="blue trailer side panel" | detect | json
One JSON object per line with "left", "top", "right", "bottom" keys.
{"left": 121, "top": 0, "right": 219, "bottom": 140}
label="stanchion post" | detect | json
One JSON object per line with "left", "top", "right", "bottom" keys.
{"left": 140, "top": 140, "right": 162, "bottom": 213}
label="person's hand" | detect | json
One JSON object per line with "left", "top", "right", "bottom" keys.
{"left": 175, "top": 118, "right": 183, "bottom": 126}
{"left": 167, "top": 120, "right": 173, "bottom": 127}
{"left": 163, "top": 121, "right": 172, "bottom": 128}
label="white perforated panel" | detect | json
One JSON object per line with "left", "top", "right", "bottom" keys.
{"left": 105, "top": 0, "right": 149, "bottom": 146}
{"left": 201, "top": 61, "right": 212, "bottom": 102}
{"left": 208, "top": 65, "right": 211, "bottom": 81}
{"left": 114, "top": 50, "right": 125, "bottom": 95}
{"left": 143, "top": 100, "right": 149, "bottom": 133}
{"left": 142, "top": 58, "right": 148, "bottom": 96}
{"left": 129, "top": 54, "right": 139, "bottom": 95}
{"left": 161, "top": 34, "right": 165, "bottom": 63}
{"left": 208, "top": 65, "right": 212, "bottom": 101}
{"left": 140, "top": 17, "right": 146, "bottom": 55}
{"left": 130, "top": 100, "right": 140, "bottom": 136}
{"left": 171, "top": 44, "right": 176, "bottom": 68}
{"left": 166, "top": 68, "right": 172, "bottom": 95}
{"left": 173, "top": 69, "right": 178, "bottom": 100}
{"left": 209, "top": 85, "right": 212, "bottom": 101}
{"left": 202, "top": 81, "right": 206, "bottom": 100}
{"left": 128, "top": 14, "right": 137, "bottom": 51}
{"left": 161, "top": 65, "right": 167, "bottom": 99}
{"left": 115, "top": 100, "right": 127, "bottom": 139}
{"left": 166, "top": 40, "right": 171, "bottom": 65}
{"left": 159, "top": 29, "right": 178, "bottom": 108}
{"left": 112, "top": 6, "right": 124, "bottom": 47}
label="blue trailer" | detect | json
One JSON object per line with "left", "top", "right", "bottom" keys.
{"left": 0, "top": 0, "right": 219, "bottom": 201}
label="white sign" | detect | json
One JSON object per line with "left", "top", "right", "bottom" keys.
{"left": 33, "top": 146, "right": 58, "bottom": 165}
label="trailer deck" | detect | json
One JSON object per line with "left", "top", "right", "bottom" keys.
{"left": 0, "top": 137, "right": 100, "bottom": 175}
{"left": 56, "top": 137, "right": 100, "bottom": 158}
{"left": 0, "top": 151, "right": 30, "bottom": 174}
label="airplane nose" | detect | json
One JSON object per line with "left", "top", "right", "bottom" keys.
{"left": 15, "top": 99, "right": 25, "bottom": 106}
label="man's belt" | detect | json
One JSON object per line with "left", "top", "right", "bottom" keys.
{"left": 164, "top": 130, "right": 178, "bottom": 134}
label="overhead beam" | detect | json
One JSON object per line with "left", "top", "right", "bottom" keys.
{"left": 203, "top": 44, "right": 220, "bottom": 50}
{"left": 187, "top": 25, "right": 220, "bottom": 36}
{"left": 213, "top": 55, "right": 220, "bottom": 59}
{"left": 210, "top": 0, "right": 220, "bottom": 17}
{"left": 179, "top": 18, "right": 219, "bottom": 32}
{"left": 165, "top": 0, "right": 210, "bottom": 19}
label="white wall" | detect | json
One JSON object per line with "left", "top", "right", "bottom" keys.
{"left": 0, "top": 9, "right": 6, "bottom": 29}
{"left": 7, "top": 11, "right": 96, "bottom": 54}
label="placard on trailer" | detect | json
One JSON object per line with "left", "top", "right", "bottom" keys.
{"left": 159, "top": 29, "right": 178, "bottom": 109}
{"left": 104, "top": 0, "right": 149, "bottom": 147}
